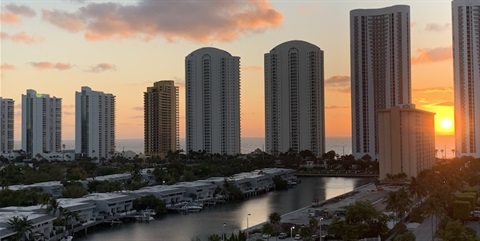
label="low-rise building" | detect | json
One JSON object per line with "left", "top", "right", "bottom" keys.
{"left": 129, "top": 185, "right": 186, "bottom": 205}
{"left": 0, "top": 206, "right": 56, "bottom": 241}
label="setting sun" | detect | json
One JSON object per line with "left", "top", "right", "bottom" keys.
{"left": 441, "top": 119, "right": 453, "bottom": 130}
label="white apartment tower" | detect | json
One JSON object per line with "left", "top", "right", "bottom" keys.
{"left": 75, "top": 87, "right": 115, "bottom": 160}
{"left": 144, "top": 80, "right": 179, "bottom": 158}
{"left": 22, "top": 90, "right": 62, "bottom": 158}
{"left": 264, "top": 40, "right": 325, "bottom": 156}
{"left": 0, "top": 97, "right": 14, "bottom": 153}
{"left": 350, "top": 5, "right": 412, "bottom": 159}
{"left": 185, "top": 47, "right": 241, "bottom": 155}
{"left": 452, "top": 0, "right": 480, "bottom": 158}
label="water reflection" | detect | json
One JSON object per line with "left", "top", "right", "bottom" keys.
{"left": 78, "top": 177, "right": 372, "bottom": 241}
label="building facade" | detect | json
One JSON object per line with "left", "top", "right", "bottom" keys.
{"left": 144, "top": 80, "right": 179, "bottom": 157}
{"left": 22, "top": 90, "right": 62, "bottom": 158}
{"left": 378, "top": 105, "right": 435, "bottom": 179}
{"left": 75, "top": 87, "right": 115, "bottom": 160}
{"left": 0, "top": 97, "right": 14, "bottom": 153}
{"left": 350, "top": 5, "right": 412, "bottom": 160}
{"left": 185, "top": 47, "right": 241, "bottom": 155}
{"left": 452, "top": 0, "right": 480, "bottom": 158}
{"left": 264, "top": 40, "right": 325, "bottom": 156}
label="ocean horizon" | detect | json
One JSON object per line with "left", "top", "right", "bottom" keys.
{"left": 13, "top": 135, "right": 455, "bottom": 157}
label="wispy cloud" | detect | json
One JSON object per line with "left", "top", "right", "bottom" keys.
{"left": 411, "top": 46, "right": 452, "bottom": 64}
{"left": 87, "top": 63, "right": 116, "bottom": 73}
{"left": 29, "top": 62, "right": 73, "bottom": 71}
{"left": 1, "top": 4, "right": 36, "bottom": 24}
{"left": 326, "top": 105, "right": 349, "bottom": 109}
{"left": 42, "top": 0, "right": 283, "bottom": 42}
{"left": 242, "top": 65, "right": 263, "bottom": 71}
{"left": 325, "top": 75, "right": 350, "bottom": 93}
{"left": 0, "top": 32, "right": 44, "bottom": 44}
{"left": 132, "top": 106, "right": 143, "bottom": 111}
{"left": 414, "top": 87, "right": 453, "bottom": 94}
{"left": 426, "top": 23, "right": 450, "bottom": 32}
{"left": 434, "top": 101, "right": 454, "bottom": 107}
{"left": 0, "top": 64, "right": 15, "bottom": 70}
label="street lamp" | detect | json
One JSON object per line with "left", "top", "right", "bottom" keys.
{"left": 290, "top": 226, "right": 295, "bottom": 239}
{"left": 319, "top": 217, "right": 323, "bottom": 241}
{"left": 222, "top": 222, "right": 226, "bottom": 241}
{"left": 247, "top": 213, "right": 251, "bottom": 239}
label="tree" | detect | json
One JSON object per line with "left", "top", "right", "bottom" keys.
{"left": 268, "top": 212, "right": 281, "bottom": 239}
{"left": 437, "top": 220, "right": 479, "bottom": 241}
{"left": 384, "top": 188, "right": 412, "bottom": 223}
{"left": 7, "top": 216, "right": 33, "bottom": 241}
{"left": 262, "top": 223, "right": 274, "bottom": 239}
{"left": 407, "top": 176, "right": 426, "bottom": 205}
{"left": 44, "top": 198, "right": 60, "bottom": 216}
{"left": 393, "top": 230, "right": 415, "bottom": 241}
{"left": 328, "top": 201, "right": 389, "bottom": 240}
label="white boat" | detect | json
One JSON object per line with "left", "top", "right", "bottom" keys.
{"left": 181, "top": 202, "right": 203, "bottom": 212}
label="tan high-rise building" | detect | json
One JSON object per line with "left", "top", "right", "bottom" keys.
{"left": 378, "top": 105, "right": 435, "bottom": 179}
{"left": 144, "top": 81, "right": 179, "bottom": 157}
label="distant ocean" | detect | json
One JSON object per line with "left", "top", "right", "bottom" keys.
{"left": 13, "top": 135, "right": 455, "bottom": 156}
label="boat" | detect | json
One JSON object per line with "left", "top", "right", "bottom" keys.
{"left": 181, "top": 202, "right": 203, "bottom": 212}
{"left": 61, "top": 236, "right": 73, "bottom": 241}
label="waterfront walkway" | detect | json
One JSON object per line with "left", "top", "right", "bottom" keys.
{"left": 246, "top": 182, "right": 390, "bottom": 239}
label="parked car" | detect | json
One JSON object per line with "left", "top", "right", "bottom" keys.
{"left": 295, "top": 234, "right": 302, "bottom": 240}
{"left": 278, "top": 233, "right": 287, "bottom": 239}
{"left": 262, "top": 233, "right": 271, "bottom": 239}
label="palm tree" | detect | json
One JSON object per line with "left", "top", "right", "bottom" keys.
{"left": 7, "top": 216, "right": 33, "bottom": 241}
{"left": 384, "top": 188, "right": 412, "bottom": 224}
{"left": 407, "top": 177, "right": 426, "bottom": 205}
{"left": 44, "top": 198, "right": 60, "bottom": 216}
{"left": 269, "top": 212, "right": 281, "bottom": 240}
{"left": 61, "top": 208, "right": 80, "bottom": 236}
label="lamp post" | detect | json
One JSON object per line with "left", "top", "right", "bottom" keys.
{"left": 222, "top": 222, "right": 226, "bottom": 241}
{"left": 290, "top": 226, "right": 295, "bottom": 239}
{"left": 247, "top": 213, "right": 251, "bottom": 239}
{"left": 319, "top": 217, "right": 323, "bottom": 241}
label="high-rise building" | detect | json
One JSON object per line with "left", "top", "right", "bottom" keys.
{"left": 264, "top": 40, "right": 325, "bottom": 156}
{"left": 75, "top": 86, "right": 115, "bottom": 160}
{"left": 0, "top": 97, "right": 14, "bottom": 153}
{"left": 378, "top": 105, "right": 435, "bottom": 179}
{"left": 144, "top": 80, "right": 179, "bottom": 158}
{"left": 185, "top": 47, "right": 241, "bottom": 155}
{"left": 452, "top": 0, "right": 480, "bottom": 158}
{"left": 350, "top": 5, "right": 412, "bottom": 159}
{"left": 22, "top": 89, "right": 62, "bottom": 158}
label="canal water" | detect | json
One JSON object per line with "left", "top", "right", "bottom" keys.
{"left": 77, "top": 177, "right": 372, "bottom": 241}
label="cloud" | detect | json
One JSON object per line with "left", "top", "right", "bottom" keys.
{"left": 132, "top": 106, "right": 143, "bottom": 111}
{"left": 0, "top": 64, "right": 15, "bottom": 70}
{"left": 426, "top": 23, "right": 450, "bottom": 32}
{"left": 5, "top": 4, "right": 36, "bottom": 17}
{"left": 0, "top": 32, "right": 44, "bottom": 44}
{"left": 414, "top": 87, "right": 453, "bottom": 94}
{"left": 242, "top": 65, "right": 263, "bottom": 71}
{"left": 326, "top": 105, "right": 349, "bottom": 109}
{"left": 325, "top": 75, "right": 350, "bottom": 93}
{"left": 87, "top": 63, "right": 116, "bottom": 73}
{"left": 64, "top": 111, "right": 74, "bottom": 115}
{"left": 411, "top": 46, "right": 452, "bottom": 64}
{"left": 42, "top": 0, "right": 283, "bottom": 42}
{"left": 434, "top": 101, "right": 454, "bottom": 107}
{"left": 29, "top": 62, "right": 73, "bottom": 71}
{"left": 1, "top": 4, "right": 36, "bottom": 24}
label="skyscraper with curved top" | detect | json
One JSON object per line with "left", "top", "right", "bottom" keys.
{"left": 264, "top": 40, "right": 325, "bottom": 157}
{"left": 185, "top": 47, "right": 240, "bottom": 155}
{"left": 452, "top": 0, "right": 480, "bottom": 158}
{"left": 350, "top": 5, "right": 411, "bottom": 160}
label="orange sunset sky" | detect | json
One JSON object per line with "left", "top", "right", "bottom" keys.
{"left": 1, "top": 0, "right": 455, "bottom": 144}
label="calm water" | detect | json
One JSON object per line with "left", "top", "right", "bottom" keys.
{"left": 14, "top": 135, "right": 455, "bottom": 157}
{"left": 77, "top": 177, "right": 372, "bottom": 241}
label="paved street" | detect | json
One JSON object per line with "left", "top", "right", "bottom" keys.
{"left": 410, "top": 215, "right": 440, "bottom": 241}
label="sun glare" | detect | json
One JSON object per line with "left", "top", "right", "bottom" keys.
{"left": 441, "top": 119, "right": 453, "bottom": 130}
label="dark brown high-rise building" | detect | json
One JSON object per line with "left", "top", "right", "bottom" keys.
{"left": 144, "top": 81, "right": 179, "bottom": 157}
